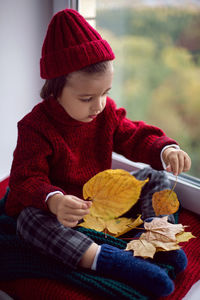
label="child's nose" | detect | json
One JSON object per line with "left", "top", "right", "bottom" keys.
{"left": 92, "top": 97, "right": 103, "bottom": 113}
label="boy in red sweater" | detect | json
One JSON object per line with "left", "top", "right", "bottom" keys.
{"left": 6, "top": 8, "right": 191, "bottom": 297}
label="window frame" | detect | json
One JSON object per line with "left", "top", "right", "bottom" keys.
{"left": 66, "top": 0, "right": 79, "bottom": 10}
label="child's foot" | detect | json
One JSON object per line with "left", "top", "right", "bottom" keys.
{"left": 96, "top": 244, "right": 174, "bottom": 297}
{"left": 144, "top": 217, "right": 188, "bottom": 275}
{"left": 154, "top": 248, "right": 187, "bottom": 274}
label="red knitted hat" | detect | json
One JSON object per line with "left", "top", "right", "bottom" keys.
{"left": 40, "top": 9, "right": 115, "bottom": 79}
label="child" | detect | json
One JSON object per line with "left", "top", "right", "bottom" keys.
{"left": 6, "top": 8, "right": 191, "bottom": 297}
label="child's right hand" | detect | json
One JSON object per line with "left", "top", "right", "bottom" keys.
{"left": 47, "top": 193, "right": 92, "bottom": 227}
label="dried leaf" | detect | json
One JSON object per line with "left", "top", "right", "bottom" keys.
{"left": 80, "top": 169, "right": 147, "bottom": 236}
{"left": 79, "top": 214, "right": 105, "bottom": 231}
{"left": 79, "top": 215, "right": 143, "bottom": 237}
{"left": 126, "top": 217, "right": 195, "bottom": 259}
{"left": 152, "top": 189, "right": 180, "bottom": 216}
{"left": 148, "top": 239, "right": 180, "bottom": 252}
{"left": 126, "top": 239, "right": 156, "bottom": 259}
{"left": 111, "top": 215, "right": 143, "bottom": 237}
{"left": 176, "top": 231, "right": 195, "bottom": 243}
{"left": 144, "top": 216, "right": 184, "bottom": 242}
{"left": 83, "top": 169, "right": 148, "bottom": 220}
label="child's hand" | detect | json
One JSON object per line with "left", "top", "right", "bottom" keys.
{"left": 162, "top": 147, "right": 191, "bottom": 176}
{"left": 47, "top": 194, "right": 92, "bottom": 227}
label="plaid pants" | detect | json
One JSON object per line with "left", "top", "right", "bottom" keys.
{"left": 17, "top": 167, "right": 174, "bottom": 269}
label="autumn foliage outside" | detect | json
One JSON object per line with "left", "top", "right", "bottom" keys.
{"left": 96, "top": 4, "right": 200, "bottom": 177}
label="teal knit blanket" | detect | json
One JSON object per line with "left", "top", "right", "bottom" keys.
{"left": 0, "top": 190, "right": 175, "bottom": 300}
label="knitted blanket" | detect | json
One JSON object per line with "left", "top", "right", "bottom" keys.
{"left": 160, "top": 208, "right": 200, "bottom": 300}
{"left": 0, "top": 189, "right": 175, "bottom": 300}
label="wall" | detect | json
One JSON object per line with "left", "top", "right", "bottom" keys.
{"left": 0, "top": 0, "right": 53, "bottom": 180}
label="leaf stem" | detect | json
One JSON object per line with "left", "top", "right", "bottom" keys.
{"left": 169, "top": 175, "right": 178, "bottom": 197}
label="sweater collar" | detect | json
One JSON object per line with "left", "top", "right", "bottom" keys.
{"left": 42, "top": 96, "right": 98, "bottom": 127}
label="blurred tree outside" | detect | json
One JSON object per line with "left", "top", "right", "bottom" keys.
{"left": 96, "top": 5, "right": 200, "bottom": 177}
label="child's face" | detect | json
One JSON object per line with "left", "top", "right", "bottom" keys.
{"left": 57, "top": 62, "right": 113, "bottom": 122}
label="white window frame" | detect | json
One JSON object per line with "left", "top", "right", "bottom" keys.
{"left": 66, "top": 0, "right": 79, "bottom": 10}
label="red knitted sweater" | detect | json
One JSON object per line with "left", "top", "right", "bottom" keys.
{"left": 6, "top": 97, "right": 177, "bottom": 216}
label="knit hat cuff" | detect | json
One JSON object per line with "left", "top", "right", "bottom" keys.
{"left": 40, "top": 39, "right": 115, "bottom": 79}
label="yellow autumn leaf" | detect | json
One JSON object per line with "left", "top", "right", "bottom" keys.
{"left": 79, "top": 214, "right": 105, "bottom": 231}
{"left": 126, "top": 239, "right": 156, "bottom": 259}
{"left": 176, "top": 231, "right": 196, "bottom": 243}
{"left": 107, "top": 215, "right": 143, "bottom": 237}
{"left": 151, "top": 240, "right": 180, "bottom": 252}
{"left": 79, "top": 215, "right": 143, "bottom": 237}
{"left": 152, "top": 189, "right": 180, "bottom": 216}
{"left": 126, "top": 237, "right": 180, "bottom": 259}
{"left": 83, "top": 169, "right": 148, "bottom": 220}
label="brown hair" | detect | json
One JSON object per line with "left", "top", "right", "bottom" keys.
{"left": 40, "top": 60, "right": 111, "bottom": 99}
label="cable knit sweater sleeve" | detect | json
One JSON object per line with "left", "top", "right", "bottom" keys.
{"left": 108, "top": 99, "right": 178, "bottom": 170}
{"left": 6, "top": 121, "right": 66, "bottom": 215}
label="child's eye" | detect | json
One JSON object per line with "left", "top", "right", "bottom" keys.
{"left": 79, "top": 97, "right": 93, "bottom": 102}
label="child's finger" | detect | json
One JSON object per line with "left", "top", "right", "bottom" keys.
{"left": 167, "top": 153, "right": 178, "bottom": 176}
{"left": 63, "top": 207, "right": 90, "bottom": 217}
{"left": 63, "top": 196, "right": 91, "bottom": 210}
{"left": 165, "top": 165, "right": 172, "bottom": 173}
{"left": 177, "top": 153, "right": 184, "bottom": 175}
{"left": 183, "top": 155, "right": 191, "bottom": 172}
{"left": 72, "top": 196, "right": 93, "bottom": 207}
{"left": 166, "top": 163, "right": 177, "bottom": 176}
{"left": 170, "top": 160, "right": 178, "bottom": 176}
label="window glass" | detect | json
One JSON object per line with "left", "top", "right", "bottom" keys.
{"left": 80, "top": 0, "right": 200, "bottom": 178}
{"left": 79, "top": 0, "right": 96, "bottom": 27}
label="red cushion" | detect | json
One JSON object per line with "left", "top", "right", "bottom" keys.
{"left": 0, "top": 278, "right": 97, "bottom": 300}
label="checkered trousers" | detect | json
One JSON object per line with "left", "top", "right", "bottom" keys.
{"left": 17, "top": 207, "right": 93, "bottom": 269}
{"left": 16, "top": 167, "right": 174, "bottom": 269}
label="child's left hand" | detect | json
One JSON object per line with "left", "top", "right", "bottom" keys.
{"left": 162, "top": 147, "right": 191, "bottom": 176}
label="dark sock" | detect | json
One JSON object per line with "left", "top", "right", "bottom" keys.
{"left": 96, "top": 244, "right": 174, "bottom": 297}
{"left": 154, "top": 248, "right": 187, "bottom": 274}
{"left": 144, "top": 217, "right": 188, "bottom": 275}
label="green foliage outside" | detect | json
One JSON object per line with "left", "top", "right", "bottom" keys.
{"left": 96, "top": 7, "right": 200, "bottom": 177}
